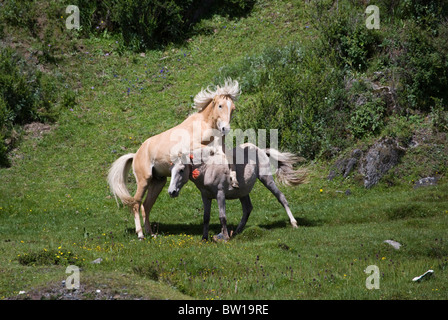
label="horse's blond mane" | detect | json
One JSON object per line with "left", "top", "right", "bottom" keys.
{"left": 193, "top": 78, "right": 240, "bottom": 111}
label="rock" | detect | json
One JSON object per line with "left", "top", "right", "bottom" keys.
{"left": 327, "top": 170, "right": 337, "bottom": 181}
{"left": 327, "top": 149, "right": 362, "bottom": 180}
{"left": 370, "top": 83, "right": 398, "bottom": 114}
{"left": 91, "top": 258, "right": 103, "bottom": 264}
{"left": 384, "top": 240, "right": 401, "bottom": 250}
{"left": 414, "top": 176, "right": 438, "bottom": 188}
{"left": 359, "top": 138, "right": 405, "bottom": 188}
{"left": 412, "top": 270, "right": 434, "bottom": 282}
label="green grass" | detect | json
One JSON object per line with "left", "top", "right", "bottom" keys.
{"left": 1, "top": 1, "right": 447, "bottom": 300}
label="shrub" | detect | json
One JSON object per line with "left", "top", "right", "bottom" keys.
{"left": 112, "top": 0, "right": 185, "bottom": 51}
{"left": 0, "top": 0, "right": 36, "bottom": 33}
{"left": 398, "top": 0, "right": 448, "bottom": 32}
{"left": 0, "top": 48, "right": 37, "bottom": 125}
{"left": 218, "top": 42, "right": 348, "bottom": 159}
{"left": 382, "top": 114, "right": 420, "bottom": 146}
{"left": 430, "top": 98, "right": 448, "bottom": 132}
{"left": 348, "top": 94, "right": 385, "bottom": 139}
{"left": 0, "top": 47, "right": 68, "bottom": 124}
{"left": 69, "top": 0, "right": 255, "bottom": 50}
{"left": 314, "top": 5, "right": 381, "bottom": 71}
{"left": 397, "top": 22, "right": 448, "bottom": 111}
{"left": 0, "top": 47, "right": 74, "bottom": 167}
{"left": 18, "top": 248, "right": 83, "bottom": 266}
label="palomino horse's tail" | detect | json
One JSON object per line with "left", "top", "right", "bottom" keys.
{"left": 107, "top": 153, "right": 136, "bottom": 206}
{"left": 263, "top": 149, "right": 308, "bottom": 186}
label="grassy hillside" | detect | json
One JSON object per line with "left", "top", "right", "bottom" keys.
{"left": 0, "top": 0, "right": 447, "bottom": 300}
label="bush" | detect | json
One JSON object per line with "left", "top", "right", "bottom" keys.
{"left": 348, "top": 94, "right": 385, "bottom": 139}
{"left": 313, "top": 4, "right": 381, "bottom": 71}
{"left": 398, "top": 0, "right": 448, "bottom": 32}
{"left": 0, "top": 47, "right": 60, "bottom": 125}
{"left": 18, "top": 248, "right": 83, "bottom": 266}
{"left": 430, "top": 98, "right": 448, "bottom": 132}
{"left": 68, "top": 0, "right": 254, "bottom": 50}
{"left": 0, "top": 48, "right": 36, "bottom": 125}
{"left": 112, "top": 0, "right": 186, "bottom": 51}
{"left": 394, "top": 22, "right": 448, "bottom": 111}
{"left": 0, "top": 0, "right": 36, "bottom": 33}
{"left": 0, "top": 47, "right": 74, "bottom": 167}
{"left": 218, "top": 42, "right": 348, "bottom": 159}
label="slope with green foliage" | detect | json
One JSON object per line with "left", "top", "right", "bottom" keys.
{"left": 0, "top": 0, "right": 447, "bottom": 300}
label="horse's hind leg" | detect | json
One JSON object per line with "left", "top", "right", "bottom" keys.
{"left": 141, "top": 177, "right": 167, "bottom": 237}
{"left": 131, "top": 161, "right": 153, "bottom": 239}
{"left": 214, "top": 190, "right": 230, "bottom": 241}
{"left": 259, "top": 176, "right": 298, "bottom": 228}
{"left": 132, "top": 179, "right": 148, "bottom": 240}
{"left": 201, "top": 195, "right": 212, "bottom": 241}
{"left": 235, "top": 195, "right": 253, "bottom": 235}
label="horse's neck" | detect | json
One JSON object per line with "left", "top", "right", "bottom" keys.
{"left": 188, "top": 102, "right": 218, "bottom": 147}
{"left": 196, "top": 100, "right": 215, "bottom": 128}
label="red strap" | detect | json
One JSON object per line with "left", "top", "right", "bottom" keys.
{"left": 192, "top": 168, "right": 200, "bottom": 179}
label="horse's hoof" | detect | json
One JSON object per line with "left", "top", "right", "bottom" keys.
{"left": 213, "top": 233, "right": 229, "bottom": 242}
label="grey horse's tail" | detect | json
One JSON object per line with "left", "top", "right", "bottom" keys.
{"left": 263, "top": 149, "right": 308, "bottom": 186}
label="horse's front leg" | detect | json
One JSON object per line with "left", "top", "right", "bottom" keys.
{"left": 215, "top": 189, "right": 230, "bottom": 241}
{"left": 201, "top": 194, "right": 212, "bottom": 241}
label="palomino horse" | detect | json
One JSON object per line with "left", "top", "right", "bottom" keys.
{"left": 108, "top": 79, "right": 240, "bottom": 239}
{"left": 167, "top": 144, "right": 307, "bottom": 241}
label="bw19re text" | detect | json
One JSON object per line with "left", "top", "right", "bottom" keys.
{"left": 223, "top": 304, "right": 268, "bottom": 315}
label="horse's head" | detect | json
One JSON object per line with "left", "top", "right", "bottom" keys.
{"left": 212, "top": 95, "right": 236, "bottom": 136}
{"left": 194, "top": 79, "right": 240, "bottom": 136}
{"left": 168, "top": 153, "right": 192, "bottom": 198}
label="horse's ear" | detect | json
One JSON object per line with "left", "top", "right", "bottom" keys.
{"left": 212, "top": 96, "right": 218, "bottom": 106}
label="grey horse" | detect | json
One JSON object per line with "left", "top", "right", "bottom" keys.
{"left": 168, "top": 143, "right": 307, "bottom": 241}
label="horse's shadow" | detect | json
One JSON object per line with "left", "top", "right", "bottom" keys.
{"left": 124, "top": 217, "right": 321, "bottom": 238}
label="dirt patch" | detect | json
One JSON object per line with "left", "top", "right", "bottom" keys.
{"left": 7, "top": 281, "right": 145, "bottom": 300}
{"left": 23, "top": 122, "right": 55, "bottom": 139}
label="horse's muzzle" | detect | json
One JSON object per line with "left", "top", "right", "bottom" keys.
{"left": 220, "top": 125, "right": 230, "bottom": 136}
{"left": 168, "top": 189, "right": 179, "bottom": 198}
{"left": 217, "top": 121, "right": 230, "bottom": 136}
